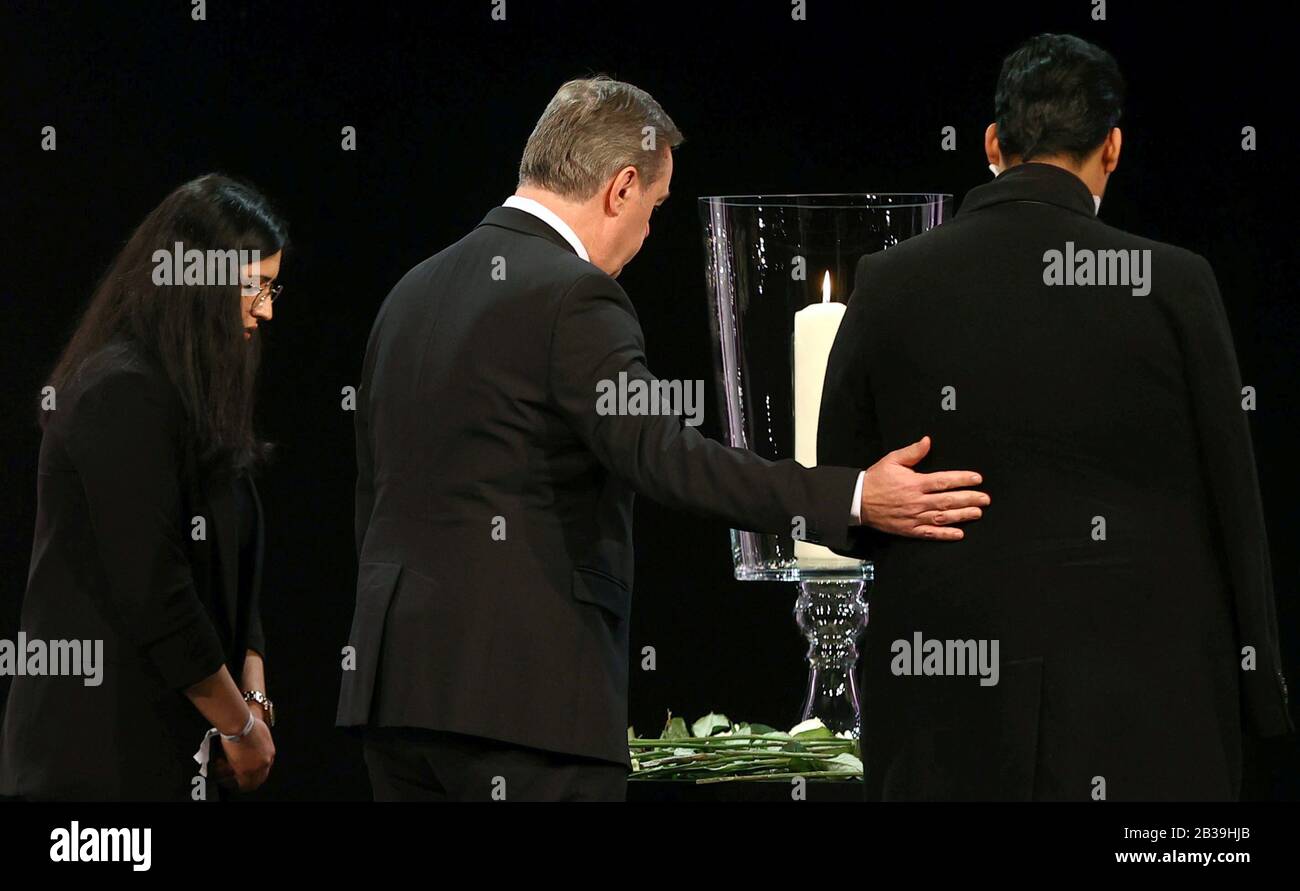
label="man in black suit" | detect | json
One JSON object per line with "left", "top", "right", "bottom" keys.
{"left": 337, "top": 76, "right": 990, "bottom": 801}
{"left": 818, "top": 34, "right": 1292, "bottom": 800}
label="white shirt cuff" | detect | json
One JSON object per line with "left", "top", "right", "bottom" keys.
{"left": 850, "top": 470, "right": 865, "bottom": 524}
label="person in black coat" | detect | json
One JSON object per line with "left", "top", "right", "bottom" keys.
{"left": 338, "top": 76, "right": 990, "bottom": 801}
{"left": 0, "top": 174, "right": 286, "bottom": 800}
{"left": 818, "top": 34, "right": 1292, "bottom": 800}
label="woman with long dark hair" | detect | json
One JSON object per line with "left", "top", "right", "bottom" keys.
{"left": 0, "top": 174, "right": 287, "bottom": 800}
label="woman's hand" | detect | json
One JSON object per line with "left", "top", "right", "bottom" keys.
{"left": 186, "top": 664, "right": 274, "bottom": 792}
{"left": 219, "top": 716, "right": 275, "bottom": 791}
{"left": 226, "top": 649, "right": 274, "bottom": 790}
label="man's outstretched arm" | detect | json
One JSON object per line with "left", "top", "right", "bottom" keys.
{"left": 549, "top": 272, "right": 988, "bottom": 552}
{"left": 549, "top": 272, "right": 861, "bottom": 549}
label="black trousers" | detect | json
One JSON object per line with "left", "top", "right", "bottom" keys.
{"left": 362, "top": 726, "right": 628, "bottom": 802}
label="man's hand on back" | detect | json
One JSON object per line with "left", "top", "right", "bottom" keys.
{"left": 859, "top": 435, "right": 989, "bottom": 540}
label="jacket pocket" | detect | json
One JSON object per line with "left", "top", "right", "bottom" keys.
{"left": 335, "top": 561, "right": 402, "bottom": 725}
{"left": 571, "top": 567, "right": 632, "bottom": 623}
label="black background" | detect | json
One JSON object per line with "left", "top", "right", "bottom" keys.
{"left": 2, "top": 0, "right": 1295, "bottom": 801}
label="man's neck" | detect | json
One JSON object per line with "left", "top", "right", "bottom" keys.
{"left": 513, "top": 186, "right": 599, "bottom": 253}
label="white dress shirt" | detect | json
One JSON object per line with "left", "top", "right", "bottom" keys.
{"left": 502, "top": 195, "right": 591, "bottom": 261}
{"left": 501, "top": 195, "right": 866, "bottom": 528}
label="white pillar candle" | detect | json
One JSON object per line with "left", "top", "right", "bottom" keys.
{"left": 793, "top": 272, "right": 861, "bottom": 568}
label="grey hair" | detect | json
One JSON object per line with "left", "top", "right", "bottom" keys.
{"left": 518, "top": 76, "right": 684, "bottom": 201}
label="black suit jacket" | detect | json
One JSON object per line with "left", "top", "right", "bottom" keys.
{"left": 337, "top": 206, "right": 860, "bottom": 764}
{"left": 818, "top": 163, "right": 1291, "bottom": 799}
{"left": 0, "top": 340, "right": 265, "bottom": 800}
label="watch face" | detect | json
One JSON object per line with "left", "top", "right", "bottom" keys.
{"left": 246, "top": 692, "right": 275, "bottom": 726}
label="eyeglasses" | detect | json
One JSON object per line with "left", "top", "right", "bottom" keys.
{"left": 242, "top": 280, "right": 283, "bottom": 310}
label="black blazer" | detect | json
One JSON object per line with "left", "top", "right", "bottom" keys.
{"left": 0, "top": 340, "right": 266, "bottom": 800}
{"left": 818, "top": 162, "right": 1291, "bottom": 800}
{"left": 337, "top": 206, "right": 860, "bottom": 765}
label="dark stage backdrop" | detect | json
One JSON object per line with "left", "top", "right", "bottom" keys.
{"left": 2, "top": 0, "right": 1295, "bottom": 800}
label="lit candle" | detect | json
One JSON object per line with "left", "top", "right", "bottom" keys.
{"left": 793, "top": 272, "right": 860, "bottom": 568}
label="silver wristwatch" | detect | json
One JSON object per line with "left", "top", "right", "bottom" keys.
{"left": 243, "top": 690, "right": 276, "bottom": 727}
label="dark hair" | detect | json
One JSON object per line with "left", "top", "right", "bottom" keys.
{"left": 994, "top": 33, "right": 1126, "bottom": 164}
{"left": 46, "top": 173, "right": 288, "bottom": 471}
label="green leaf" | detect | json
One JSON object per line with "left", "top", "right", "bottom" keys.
{"left": 829, "top": 752, "right": 864, "bottom": 773}
{"left": 691, "top": 712, "right": 731, "bottom": 737}
{"left": 792, "top": 725, "right": 835, "bottom": 741}
{"left": 661, "top": 716, "right": 690, "bottom": 740}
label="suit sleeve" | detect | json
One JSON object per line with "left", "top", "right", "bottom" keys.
{"left": 354, "top": 325, "right": 380, "bottom": 558}
{"left": 547, "top": 273, "right": 862, "bottom": 550}
{"left": 63, "top": 371, "right": 226, "bottom": 690}
{"left": 246, "top": 610, "right": 267, "bottom": 661}
{"left": 1179, "top": 255, "right": 1292, "bottom": 736}
{"left": 817, "top": 254, "right": 890, "bottom": 560}
{"left": 245, "top": 480, "right": 267, "bottom": 661}
{"left": 354, "top": 387, "right": 374, "bottom": 558}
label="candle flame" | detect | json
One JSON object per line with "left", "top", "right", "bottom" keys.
{"left": 821, "top": 271, "right": 831, "bottom": 303}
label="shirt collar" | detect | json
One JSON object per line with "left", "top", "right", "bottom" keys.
{"left": 502, "top": 195, "right": 591, "bottom": 261}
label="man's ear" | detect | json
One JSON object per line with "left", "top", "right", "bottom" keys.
{"left": 616, "top": 166, "right": 639, "bottom": 206}
{"left": 1103, "top": 128, "right": 1122, "bottom": 174}
{"left": 984, "top": 123, "right": 1003, "bottom": 169}
{"left": 605, "top": 167, "right": 637, "bottom": 215}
